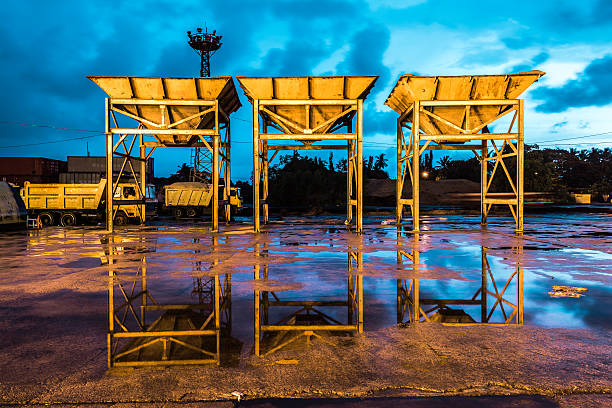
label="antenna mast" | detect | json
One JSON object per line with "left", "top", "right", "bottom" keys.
{"left": 187, "top": 26, "right": 222, "bottom": 182}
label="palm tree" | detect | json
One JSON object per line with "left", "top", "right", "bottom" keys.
{"left": 437, "top": 156, "right": 452, "bottom": 170}
{"left": 374, "top": 153, "right": 388, "bottom": 170}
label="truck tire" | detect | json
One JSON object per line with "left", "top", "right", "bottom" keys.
{"left": 39, "top": 212, "right": 55, "bottom": 226}
{"left": 186, "top": 207, "right": 197, "bottom": 217}
{"left": 60, "top": 213, "right": 77, "bottom": 227}
{"left": 173, "top": 207, "right": 184, "bottom": 218}
{"left": 114, "top": 212, "right": 128, "bottom": 226}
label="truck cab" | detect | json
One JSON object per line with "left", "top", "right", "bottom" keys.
{"left": 229, "top": 187, "right": 242, "bottom": 208}
{"left": 111, "top": 182, "right": 156, "bottom": 225}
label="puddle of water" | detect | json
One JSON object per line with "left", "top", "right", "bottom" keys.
{"left": 1, "top": 212, "right": 611, "bottom": 364}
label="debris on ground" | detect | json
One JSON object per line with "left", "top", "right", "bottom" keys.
{"left": 548, "top": 286, "right": 588, "bottom": 298}
{"left": 231, "top": 391, "right": 244, "bottom": 402}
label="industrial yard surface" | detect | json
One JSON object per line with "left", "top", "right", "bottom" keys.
{"left": 0, "top": 213, "right": 610, "bottom": 407}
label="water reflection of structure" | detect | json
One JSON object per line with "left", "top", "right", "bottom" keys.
{"left": 397, "top": 231, "right": 524, "bottom": 325}
{"left": 253, "top": 240, "right": 363, "bottom": 357}
{"left": 106, "top": 235, "right": 231, "bottom": 367}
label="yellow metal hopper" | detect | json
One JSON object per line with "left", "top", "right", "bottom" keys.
{"left": 385, "top": 71, "right": 544, "bottom": 136}
{"left": 88, "top": 76, "right": 241, "bottom": 146}
{"left": 237, "top": 76, "right": 378, "bottom": 134}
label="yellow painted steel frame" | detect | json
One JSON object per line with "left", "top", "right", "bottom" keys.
{"left": 250, "top": 99, "right": 364, "bottom": 233}
{"left": 106, "top": 235, "right": 231, "bottom": 368}
{"left": 396, "top": 100, "right": 525, "bottom": 233}
{"left": 253, "top": 242, "right": 363, "bottom": 357}
{"left": 105, "top": 97, "right": 233, "bottom": 233}
{"left": 396, "top": 232, "right": 523, "bottom": 326}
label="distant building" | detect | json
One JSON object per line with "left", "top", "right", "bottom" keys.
{"left": 0, "top": 157, "right": 67, "bottom": 186}
{"left": 0, "top": 156, "right": 154, "bottom": 186}
{"left": 60, "top": 156, "right": 154, "bottom": 184}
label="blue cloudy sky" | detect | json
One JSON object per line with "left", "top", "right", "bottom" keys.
{"left": 1, "top": 0, "right": 611, "bottom": 179}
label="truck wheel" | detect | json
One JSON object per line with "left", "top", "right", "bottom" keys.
{"left": 114, "top": 213, "right": 128, "bottom": 226}
{"left": 39, "top": 212, "right": 54, "bottom": 226}
{"left": 173, "top": 208, "right": 184, "bottom": 218}
{"left": 60, "top": 213, "right": 77, "bottom": 227}
{"left": 186, "top": 207, "right": 197, "bottom": 217}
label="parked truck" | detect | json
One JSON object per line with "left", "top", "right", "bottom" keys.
{"left": 164, "top": 182, "right": 242, "bottom": 218}
{"left": 21, "top": 179, "right": 150, "bottom": 226}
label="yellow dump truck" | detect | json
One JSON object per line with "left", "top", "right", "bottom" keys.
{"left": 22, "top": 179, "right": 145, "bottom": 226}
{"left": 164, "top": 182, "right": 241, "bottom": 218}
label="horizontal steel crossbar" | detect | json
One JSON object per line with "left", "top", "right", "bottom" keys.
{"left": 111, "top": 99, "right": 216, "bottom": 106}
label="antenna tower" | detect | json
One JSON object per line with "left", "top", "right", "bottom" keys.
{"left": 187, "top": 26, "right": 223, "bottom": 182}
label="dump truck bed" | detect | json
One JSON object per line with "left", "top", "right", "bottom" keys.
{"left": 165, "top": 182, "right": 213, "bottom": 207}
{"left": 23, "top": 180, "right": 106, "bottom": 210}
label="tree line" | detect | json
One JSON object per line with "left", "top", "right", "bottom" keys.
{"left": 163, "top": 146, "right": 612, "bottom": 207}
{"left": 428, "top": 146, "right": 612, "bottom": 199}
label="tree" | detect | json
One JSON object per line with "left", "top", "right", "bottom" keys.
{"left": 374, "top": 153, "right": 388, "bottom": 171}
{"left": 437, "top": 156, "right": 452, "bottom": 171}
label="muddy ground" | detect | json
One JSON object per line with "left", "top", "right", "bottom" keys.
{"left": 0, "top": 215, "right": 610, "bottom": 407}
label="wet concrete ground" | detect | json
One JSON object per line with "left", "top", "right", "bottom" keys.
{"left": 0, "top": 212, "right": 610, "bottom": 406}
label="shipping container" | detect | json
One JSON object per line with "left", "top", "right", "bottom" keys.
{"left": 0, "top": 157, "right": 66, "bottom": 175}
{"left": 67, "top": 156, "right": 153, "bottom": 177}
{"left": 0, "top": 157, "right": 66, "bottom": 186}
{"left": 59, "top": 172, "right": 103, "bottom": 184}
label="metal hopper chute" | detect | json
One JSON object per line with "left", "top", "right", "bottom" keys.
{"left": 385, "top": 71, "right": 544, "bottom": 140}
{"left": 237, "top": 76, "right": 377, "bottom": 137}
{"left": 88, "top": 76, "right": 240, "bottom": 146}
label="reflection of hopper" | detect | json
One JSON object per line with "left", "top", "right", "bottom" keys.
{"left": 261, "top": 314, "right": 349, "bottom": 356}
{"left": 88, "top": 76, "right": 240, "bottom": 146}
{"left": 237, "top": 76, "right": 377, "bottom": 135}
{"left": 428, "top": 307, "right": 476, "bottom": 324}
{"left": 385, "top": 71, "right": 544, "bottom": 138}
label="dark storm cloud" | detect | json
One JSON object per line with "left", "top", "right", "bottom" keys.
{"left": 534, "top": 54, "right": 612, "bottom": 113}
{"left": 502, "top": 0, "right": 612, "bottom": 50}
{"left": 0, "top": 1, "right": 203, "bottom": 159}
{"left": 0, "top": 0, "right": 397, "bottom": 176}
{"left": 336, "top": 24, "right": 391, "bottom": 91}
{"left": 548, "top": 0, "right": 612, "bottom": 30}
{"left": 334, "top": 24, "right": 394, "bottom": 137}
{"left": 252, "top": 39, "right": 333, "bottom": 76}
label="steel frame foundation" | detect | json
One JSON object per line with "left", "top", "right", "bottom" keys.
{"left": 396, "top": 99, "right": 525, "bottom": 233}
{"left": 104, "top": 97, "right": 233, "bottom": 232}
{"left": 253, "top": 242, "right": 363, "bottom": 357}
{"left": 249, "top": 99, "right": 364, "bottom": 233}
{"left": 106, "top": 235, "right": 231, "bottom": 367}
{"left": 396, "top": 232, "right": 523, "bottom": 326}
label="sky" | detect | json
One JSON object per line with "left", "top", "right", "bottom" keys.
{"left": 1, "top": 0, "right": 611, "bottom": 180}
